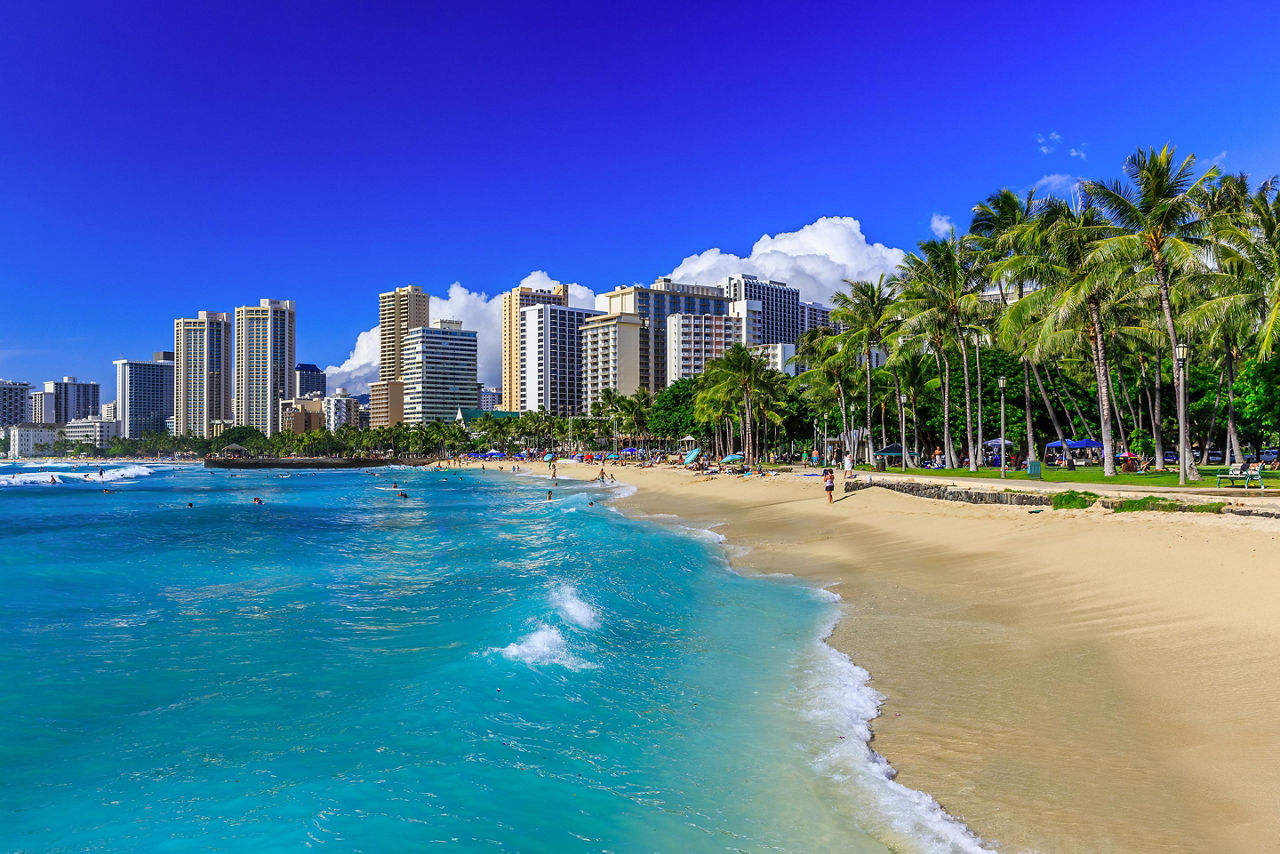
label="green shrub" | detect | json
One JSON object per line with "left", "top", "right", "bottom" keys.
{"left": 1052, "top": 490, "right": 1099, "bottom": 510}
{"left": 1113, "top": 496, "right": 1180, "bottom": 513}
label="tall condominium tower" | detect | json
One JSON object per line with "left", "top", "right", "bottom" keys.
{"left": 501, "top": 282, "right": 568, "bottom": 411}
{"left": 718, "top": 274, "right": 800, "bottom": 345}
{"left": 664, "top": 300, "right": 762, "bottom": 387}
{"left": 594, "top": 278, "right": 728, "bottom": 395}
{"left": 370, "top": 285, "right": 428, "bottom": 428}
{"left": 235, "top": 299, "right": 296, "bottom": 436}
{"left": 294, "top": 363, "right": 327, "bottom": 397}
{"left": 519, "top": 303, "right": 601, "bottom": 416}
{"left": 0, "top": 380, "right": 31, "bottom": 428}
{"left": 402, "top": 319, "right": 480, "bottom": 423}
{"left": 31, "top": 377, "right": 100, "bottom": 425}
{"left": 580, "top": 313, "right": 645, "bottom": 414}
{"left": 174, "top": 311, "right": 232, "bottom": 438}
{"left": 114, "top": 352, "right": 175, "bottom": 439}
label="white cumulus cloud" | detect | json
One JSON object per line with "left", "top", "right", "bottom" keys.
{"left": 664, "top": 215, "right": 905, "bottom": 305}
{"left": 929, "top": 213, "right": 953, "bottom": 239}
{"left": 324, "top": 325, "right": 381, "bottom": 395}
{"left": 325, "top": 272, "right": 596, "bottom": 394}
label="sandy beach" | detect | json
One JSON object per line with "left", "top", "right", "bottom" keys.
{"left": 566, "top": 463, "right": 1280, "bottom": 852}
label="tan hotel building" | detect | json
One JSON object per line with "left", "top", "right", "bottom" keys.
{"left": 370, "top": 285, "right": 428, "bottom": 428}
{"left": 501, "top": 282, "right": 568, "bottom": 411}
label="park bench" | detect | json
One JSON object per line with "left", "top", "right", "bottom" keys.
{"left": 1216, "top": 464, "right": 1265, "bottom": 489}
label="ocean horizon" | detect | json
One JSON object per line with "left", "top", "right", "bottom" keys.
{"left": 0, "top": 462, "right": 983, "bottom": 852}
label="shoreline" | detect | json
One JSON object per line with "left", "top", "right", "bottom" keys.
{"left": 571, "top": 462, "right": 1280, "bottom": 852}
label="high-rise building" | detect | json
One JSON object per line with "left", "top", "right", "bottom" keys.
{"left": 580, "top": 312, "right": 645, "bottom": 413}
{"left": 0, "top": 380, "right": 30, "bottom": 428}
{"left": 234, "top": 299, "right": 296, "bottom": 436}
{"left": 663, "top": 300, "right": 761, "bottom": 386}
{"left": 322, "top": 388, "right": 360, "bottom": 433}
{"left": 799, "top": 300, "right": 845, "bottom": 336}
{"left": 501, "top": 282, "right": 568, "bottom": 411}
{"left": 519, "top": 304, "right": 601, "bottom": 416}
{"left": 718, "top": 274, "right": 800, "bottom": 345}
{"left": 175, "top": 311, "right": 233, "bottom": 439}
{"left": 478, "top": 387, "right": 502, "bottom": 411}
{"left": 371, "top": 285, "right": 429, "bottom": 428}
{"left": 596, "top": 278, "right": 729, "bottom": 394}
{"left": 37, "top": 377, "right": 100, "bottom": 425}
{"left": 28, "top": 391, "right": 53, "bottom": 424}
{"left": 402, "top": 319, "right": 480, "bottom": 423}
{"left": 100, "top": 400, "right": 119, "bottom": 421}
{"left": 295, "top": 363, "right": 327, "bottom": 398}
{"left": 113, "top": 354, "right": 175, "bottom": 439}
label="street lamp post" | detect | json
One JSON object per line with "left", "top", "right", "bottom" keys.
{"left": 899, "top": 393, "right": 908, "bottom": 472}
{"left": 998, "top": 376, "right": 1007, "bottom": 479}
{"left": 1175, "top": 342, "right": 1189, "bottom": 486}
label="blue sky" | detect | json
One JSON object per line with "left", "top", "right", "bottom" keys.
{"left": 3, "top": 1, "right": 1278, "bottom": 390}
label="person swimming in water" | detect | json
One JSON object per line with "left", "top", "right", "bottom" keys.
{"left": 546, "top": 490, "right": 553, "bottom": 501}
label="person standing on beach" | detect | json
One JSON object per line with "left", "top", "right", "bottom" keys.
{"left": 843, "top": 452, "right": 853, "bottom": 481}
{"left": 823, "top": 468, "right": 835, "bottom": 503}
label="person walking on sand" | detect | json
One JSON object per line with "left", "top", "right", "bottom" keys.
{"left": 843, "top": 452, "right": 853, "bottom": 481}
{"left": 823, "top": 468, "right": 835, "bottom": 503}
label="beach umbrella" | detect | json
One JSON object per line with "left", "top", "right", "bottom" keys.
{"left": 1117, "top": 451, "right": 1139, "bottom": 458}
{"left": 542, "top": 452, "right": 555, "bottom": 462}
{"left": 984, "top": 437, "right": 1014, "bottom": 447}
{"left": 683, "top": 447, "right": 701, "bottom": 466}
{"left": 606, "top": 453, "right": 619, "bottom": 459}
{"left": 622, "top": 447, "right": 638, "bottom": 454}
{"left": 721, "top": 453, "right": 744, "bottom": 463}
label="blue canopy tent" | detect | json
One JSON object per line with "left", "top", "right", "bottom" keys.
{"left": 1045, "top": 439, "right": 1104, "bottom": 450}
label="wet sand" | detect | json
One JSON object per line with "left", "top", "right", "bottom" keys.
{"left": 586, "top": 464, "right": 1280, "bottom": 852}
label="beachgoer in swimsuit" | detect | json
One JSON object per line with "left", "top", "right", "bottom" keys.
{"left": 823, "top": 469, "right": 835, "bottom": 503}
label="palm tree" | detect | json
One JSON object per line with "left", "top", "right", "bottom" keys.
{"left": 831, "top": 274, "right": 899, "bottom": 465}
{"left": 1086, "top": 145, "right": 1219, "bottom": 482}
{"left": 792, "top": 327, "right": 856, "bottom": 462}
{"left": 700, "top": 344, "right": 771, "bottom": 464}
{"left": 898, "top": 236, "right": 983, "bottom": 469}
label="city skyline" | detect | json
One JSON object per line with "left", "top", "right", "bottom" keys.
{"left": 5, "top": 3, "right": 1277, "bottom": 390}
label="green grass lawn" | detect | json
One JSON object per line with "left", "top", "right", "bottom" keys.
{"left": 854, "top": 463, "right": 1277, "bottom": 489}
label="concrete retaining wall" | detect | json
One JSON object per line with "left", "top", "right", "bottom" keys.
{"left": 843, "top": 478, "right": 1053, "bottom": 507}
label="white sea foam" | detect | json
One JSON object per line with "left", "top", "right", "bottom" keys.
{"left": 550, "top": 585, "right": 599, "bottom": 629}
{"left": 796, "top": 612, "right": 991, "bottom": 852}
{"left": 494, "top": 624, "right": 592, "bottom": 669}
{"left": 0, "top": 465, "right": 156, "bottom": 487}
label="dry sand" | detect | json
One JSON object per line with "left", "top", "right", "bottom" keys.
{"left": 570, "top": 463, "right": 1280, "bottom": 852}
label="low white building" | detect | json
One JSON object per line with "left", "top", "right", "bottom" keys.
{"left": 64, "top": 416, "right": 120, "bottom": 448}
{"left": 7, "top": 423, "right": 61, "bottom": 459}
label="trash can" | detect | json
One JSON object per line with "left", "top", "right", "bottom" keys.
{"left": 1027, "top": 460, "right": 1042, "bottom": 479}
{"left": 875, "top": 456, "right": 886, "bottom": 472}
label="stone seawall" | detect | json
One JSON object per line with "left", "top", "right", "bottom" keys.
{"left": 843, "top": 478, "right": 1053, "bottom": 507}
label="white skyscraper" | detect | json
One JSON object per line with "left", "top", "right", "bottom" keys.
{"left": 402, "top": 320, "right": 480, "bottom": 423}
{"left": 175, "top": 311, "right": 233, "bottom": 438}
{"left": 718, "top": 274, "right": 800, "bottom": 345}
{"left": 235, "top": 299, "right": 296, "bottom": 436}
{"left": 520, "top": 303, "right": 601, "bottom": 416}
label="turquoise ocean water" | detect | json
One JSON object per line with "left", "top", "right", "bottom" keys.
{"left": 0, "top": 462, "right": 984, "bottom": 852}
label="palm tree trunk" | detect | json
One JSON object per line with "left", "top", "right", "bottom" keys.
{"left": 975, "top": 340, "right": 984, "bottom": 463}
{"left": 955, "top": 328, "right": 978, "bottom": 472}
{"left": 1053, "top": 366, "right": 1097, "bottom": 441}
{"left": 936, "top": 350, "right": 957, "bottom": 468}
{"left": 1197, "top": 369, "right": 1224, "bottom": 467}
{"left": 1023, "top": 361, "right": 1036, "bottom": 462}
{"left": 1148, "top": 349, "right": 1165, "bottom": 469}
{"left": 1031, "top": 362, "right": 1070, "bottom": 462}
{"left": 1086, "top": 301, "right": 1117, "bottom": 477}
{"left": 1107, "top": 368, "right": 1128, "bottom": 451}
{"left": 1153, "top": 264, "right": 1200, "bottom": 480}
{"left": 1226, "top": 353, "right": 1243, "bottom": 464}
{"left": 864, "top": 352, "right": 873, "bottom": 466}
{"left": 1118, "top": 364, "right": 1141, "bottom": 434}
{"left": 836, "top": 384, "right": 850, "bottom": 472}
